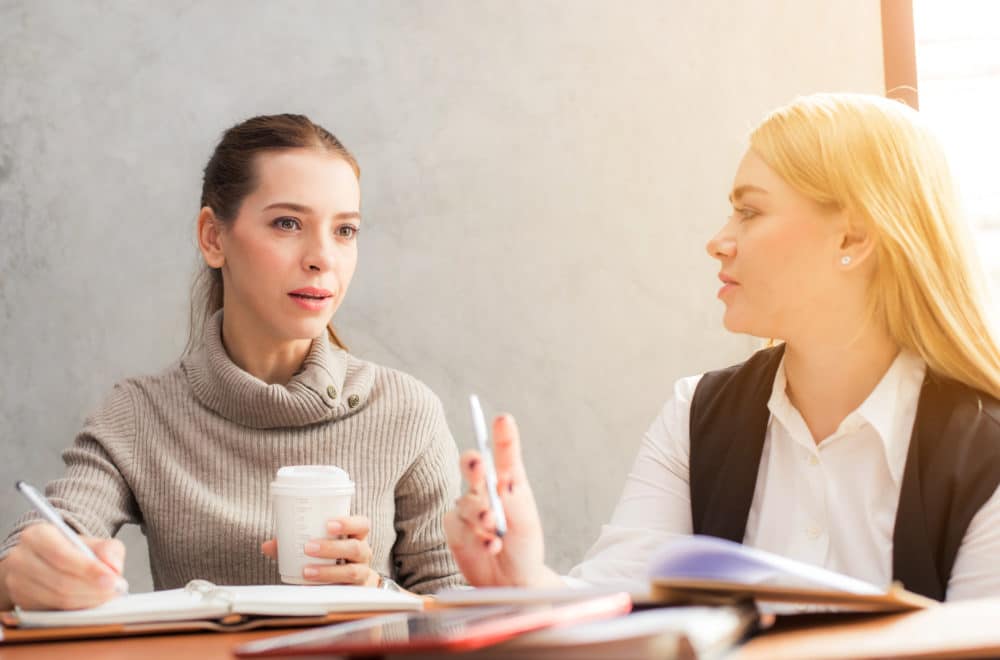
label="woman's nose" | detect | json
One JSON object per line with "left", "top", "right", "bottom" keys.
{"left": 706, "top": 224, "right": 736, "bottom": 260}
{"left": 303, "top": 236, "right": 336, "bottom": 273}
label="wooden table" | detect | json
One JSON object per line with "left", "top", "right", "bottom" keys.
{"left": 730, "top": 597, "right": 1000, "bottom": 659}
{"left": 8, "top": 598, "right": 1000, "bottom": 659}
{"left": 0, "top": 627, "right": 305, "bottom": 660}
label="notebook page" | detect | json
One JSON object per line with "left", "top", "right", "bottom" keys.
{"left": 14, "top": 587, "right": 229, "bottom": 627}
{"left": 226, "top": 584, "right": 423, "bottom": 616}
{"left": 649, "top": 535, "right": 884, "bottom": 594}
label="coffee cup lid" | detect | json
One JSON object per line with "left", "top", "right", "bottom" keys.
{"left": 272, "top": 465, "right": 354, "bottom": 490}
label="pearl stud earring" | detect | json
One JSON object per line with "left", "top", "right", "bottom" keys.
{"left": 841, "top": 256, "right": 852, "bottom": 266}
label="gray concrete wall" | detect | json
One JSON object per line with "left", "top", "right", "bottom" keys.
{"left": 0, "top": 1, "right": 884, "bottom": 591}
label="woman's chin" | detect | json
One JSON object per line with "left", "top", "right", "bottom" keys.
{"left": 281, "top": 317, "right": 336, "bottom": 341}
{"left": 721, "top": 310, "right": 764, "bottom": 337}
{"left": 721, "top": 310, "right": 745, "bottom": 334}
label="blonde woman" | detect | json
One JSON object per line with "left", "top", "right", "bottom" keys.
{"left": 445, "top": 93, "right": 1000, "bottom": 601}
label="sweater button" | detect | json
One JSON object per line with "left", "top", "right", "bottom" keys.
{"left": 348, "top": 394, "right": 360, "bottom": 409}
{"left": 326, "top": 385, "right": 338, "bottom": 399}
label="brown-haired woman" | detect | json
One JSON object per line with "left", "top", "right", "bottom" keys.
{"left": 0, "top": 114, "right": 464, "bottom": 610}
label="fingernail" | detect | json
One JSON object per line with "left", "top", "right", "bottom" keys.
{"left": 304, "top": 542, "right": 320, "bottom": 554}
{"left": 327, "top": 521, "right": 342, "bottom": 533}
{"left": 303, "top": 567, "right": 319, "bottom": 577}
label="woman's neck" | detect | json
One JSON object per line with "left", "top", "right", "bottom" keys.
{"left": 219, "top": 308, "right": 313, "bottom": 385}
{"left": 782, "top": 324, "right": 899, "bottom": 445}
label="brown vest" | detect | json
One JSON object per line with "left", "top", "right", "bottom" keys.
{"left": 688, "top": 345, "right": 1000, "bottom": 601}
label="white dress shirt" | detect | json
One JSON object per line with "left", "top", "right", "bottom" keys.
{"left": 568, "top": 350, "right": 1000, "bottom": 600}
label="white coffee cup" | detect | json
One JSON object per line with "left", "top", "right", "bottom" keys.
{"left": 271, "top": 465, "right": 355, "bottom": 584}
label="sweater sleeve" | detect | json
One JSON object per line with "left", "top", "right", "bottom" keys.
{"left": 0, "top": 384, "right": 141, "bottom": 559}
{"left": 391, "top": 396, "right": 466, "bottom": 594}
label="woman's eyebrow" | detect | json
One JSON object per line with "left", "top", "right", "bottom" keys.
{"left": 262, "top": 202, "right": 360, "bottom": 221}
{"left": 728, "top": 185, "right": 769, "bottom": 204}
{"left": 263, "top": 202, "right": 312, "bottom": 213}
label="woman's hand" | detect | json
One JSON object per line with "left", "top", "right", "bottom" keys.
{"left": 443, "top": 414, "right": 563, "bottom": 587}
{"left": 0, "top": 522, "right": 127, "bottom": 610}
{"left": 261, "top": 515, "right": 380, "bottom": 587}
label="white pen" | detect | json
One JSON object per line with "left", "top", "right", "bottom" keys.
{"left": 15, "top": 481, "right": 129, "bottom": 595}
{"left": 469, "top": 394, "right": 508, "bottom": 538}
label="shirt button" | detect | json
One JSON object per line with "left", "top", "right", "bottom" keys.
{"left": 806, "top": 525, "right": 823, "bottom": 540}
{"left": 326, "top": 385, "right": 338, "bottom": 399}
{"left": 348, "top": 394, "right": 360, "bottom": 409}
{"left": 808, "top": 455, "right": 819, "bottom": 466}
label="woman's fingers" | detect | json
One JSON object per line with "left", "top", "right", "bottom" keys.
{"left": 443, "top": 511, "right": 502, "bottom": 556}
{"left": 22, "top": 523, "right": 125, "bottom": 595}
{"left": 5, "top": 536, "right": 117, "bottom": 610}
{"left": 492, "top": 414, "right": 527, "bottom": 483}
{"left": 301, "top": 516, "right": 375, "bottom": 584}
{"left": 260, "top": 538, "right": 278, "bottom": 559}
{"left": 454, "top": 492, "right": 498, "bottom": 536}
{"left": 7, "top": 563, "right": 91, "bottom": 610}
{"left": 459, "top": 449, "right": 487, "bottom": 491}
{"left": 302, "top": 562, "right": 376, "bottom": 585}
{"left": 327, "top": 515, "right": 370, "bottom": 541}
{"left": 443, "top": 510, "right": 469, "bottom": 550}
{"left": 23, "top": 524, "right": 108, "bottom": 582}
{"left": 450, "top": 492, "right": 503, "bottom": 557}
{"left": 304, "top": 538, "right": 372, "bottom": 564}
{"left": 87, "top": 538, "right": 126, "bottom": 576}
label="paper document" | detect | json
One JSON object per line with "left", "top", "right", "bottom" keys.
{"left": 14, "top": 580, "right": 423, "bottom": 628}
{"left": 648, "top": 535, "right": 936, "bottom": 612}
{"left": 650, "top": 535, "right": 883, "bottom": 593}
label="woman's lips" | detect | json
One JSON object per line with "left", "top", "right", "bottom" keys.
{"left": 288, "top": 287, "right": 334, "bottom": 312}
{"left": 289, "top": 294, "right": 331, "bottom": 311}
{"left": 717, "top": 283, "right": 738, "bottom": 298}
{"left": 717, "top": 273, "right": 739, "bottom": 299}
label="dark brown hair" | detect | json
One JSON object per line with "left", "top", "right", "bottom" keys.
{"left": 186, "top": 114, "right": 360, "bottom": 354}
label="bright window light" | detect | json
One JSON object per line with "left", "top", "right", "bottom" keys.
{"left": 913, "top": 0, "right": 1000, "bottom": 320}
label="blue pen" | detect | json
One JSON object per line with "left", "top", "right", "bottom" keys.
{"left": 469, "top": 394, "right": 508, "bottom": 538}
{"left": 15, "top": 481, "right": 129, "bottom": 595}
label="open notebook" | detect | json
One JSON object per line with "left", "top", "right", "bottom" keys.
{"left": 1, "top": 579, "right": 423, "bottom": 643}
{"left": 649, "top": 535, "right": 937, "bottom": 612}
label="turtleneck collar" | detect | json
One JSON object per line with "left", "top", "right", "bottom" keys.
{"left": 182, "top": 311, "right": 370, "bottom": 429}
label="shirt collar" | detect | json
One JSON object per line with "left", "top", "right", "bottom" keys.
{"left": 856, "top": 349, "right": 926, "bottom": 484}
{"left": 766, "top": 348, "right": 926, "bottom": 486}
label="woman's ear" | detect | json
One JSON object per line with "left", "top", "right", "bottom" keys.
{"left": 837, "top": 214, "right": 876, "bottom": 270}
{"left": 197, "top": 207, "right": 226, "bottom": 269}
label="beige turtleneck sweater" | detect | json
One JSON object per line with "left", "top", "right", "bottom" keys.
{"left": 1, "top": 312, "right": 464, "bottom": 594}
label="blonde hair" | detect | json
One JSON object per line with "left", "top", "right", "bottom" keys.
{"left": 750, "top": 93, "right": 1000, "bottom": 400}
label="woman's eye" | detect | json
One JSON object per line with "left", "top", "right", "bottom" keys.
{"left": 273, "top": 217, "right": 301, "bottom": 231}
{"left": 733, "top": 207, "right": 758, "bottom": 221}
{"left": 336, "top": 225, "right": 359, "bottom": 239}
